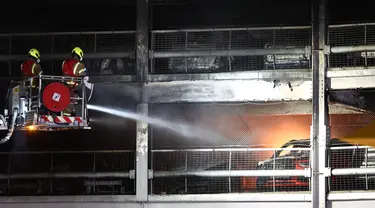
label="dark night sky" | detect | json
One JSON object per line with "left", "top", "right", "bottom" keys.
{"left": 1, "top": 0, "right": 373, "bottom": 33}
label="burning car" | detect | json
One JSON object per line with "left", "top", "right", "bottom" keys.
{"left": 255, "top": 138, "right": 365, "bottom": 191}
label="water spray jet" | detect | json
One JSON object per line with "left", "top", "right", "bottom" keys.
{"left": 87, "top": 104, "right": 232, "bottom": 145}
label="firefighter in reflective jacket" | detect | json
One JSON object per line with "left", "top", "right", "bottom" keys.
{"left": 61, "top": 47, "right": 86, "bottom": 116}
{"left": 19, "top": 48, "right": 43, "bottom": 98}
{"left": 21, "top": 48, "right": 43, "bottom": 87}
{"left": 62, "top": 47, "right": 86, "bottom": 81}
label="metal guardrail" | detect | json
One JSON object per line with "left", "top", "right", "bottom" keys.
{"left": 149, "top": 145, "right": 375, "bottom": 194}
{"left": 0, "top": 149, "right": 136, "bottom": 196}
{"left": 0, "top": 150, "right": 135, "bottom": 178}
{"left": 329, "top": 145, "right": 375, "bottom": 191}
{"left": 0, "top": 145, "right": 372, "bottom": 195}
{"left": 0, "top": 23, "right": 373, "bottom": 76}
{"left": 328, "top": 23, "right": 375, "bottom": 68}
{"left": 0, "top": 31, "right": 136, "bottom": 54}
{"left": 150, "top": 147, "right": 311, "bottom": 194}
{"left": 150, "top": 25, "right": 312, "bottom": 73}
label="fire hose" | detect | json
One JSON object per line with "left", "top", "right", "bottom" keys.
{"left": 88, "top": 84, "right": 94, "bottom": 102}
{"left": 84, "top": 76, "right": 94, "bottom": 102}
{"left": 0, "top": 108, "right": 18, "bottom": 144}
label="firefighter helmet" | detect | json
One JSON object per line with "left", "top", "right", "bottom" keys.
{"left": 28, "top": 48, "right": 40, "bottom": 60}
{"left": 71, "top": 47, "right": 84, "bottom": 61}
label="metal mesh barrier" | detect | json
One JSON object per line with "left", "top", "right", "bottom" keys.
{"left": 329, "top": 114, "right": 375, "bottom": 191}
{"left": 3, "top": 23, "right": 375, "bottom": 77}
{"left": 149, "top": 104, "right": 312, "bottom": 194}
{"left": 328, "top": 23, "right": 375, "bottom": 68}
{"left": 151, "top": 27, "right": 312, "bottom": 73}
{"left": 150, "top": 147, "right": 311, "bottom": 194}
{"left": 0, "top": 150, "right": 135, "bottom": 196}
{"left": 0, "top": 31, "right": 136, "bottom": 77}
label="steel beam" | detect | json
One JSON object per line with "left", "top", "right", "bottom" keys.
{"left": 0, "top": 150, "right": 134, "bottom": 155}
{"left": 89, "top": 69, "right": 312, "bottom": 83}
{"left": 148, "top": 193, "right": 311, "bottom": 202}
{"left": 151, "top": 147, "right": 310, "bottom": 152}
{"left": 3, "top": 192, "right": 375, "bottom": 204}
{"left": 153, "top": 169, "right": 309, "bottom": 177}
{"left": 331, "top": 168, "right": 375, "bottom": 175}
{"left": 0, "top": 193, "right": 310, "bottom": 203}
{"left": 136, "top": 0, "right": 149, "bottom": 81}
{"left": 0, "top": 195, "right": 138, "bottom": 203}
{"left": 328, "top": 67, "right": 375, "bottom": 77}
{"left": 89, "top": 72, "right": 312, "bottom": 103}
{"left": 136, "top": 103, "right": 148, "bottom": 201}
{"left": 152, "top": 26, "right": 312, "bottom": 33}
{"left": 151, "top": 47, "right": 310, "bottom": 58}
{"left": 327, "top": 67, "right": 375, "bottom": 89}
{"left": 329, "top": 76, "right": 375, "bottom": 90}
{"left": 0, "top": 172, "right": 130, "bottom": 179}
{"left": 147, "top": 69, "right": 312, "bottom": 81}
{"left": 144, "top": 79, "right": 312, "bottom": 103}
{"left": 87, "top": 68, "right": 375, "bottom": 103}
{"left": 0, "top": 52, "right": 133, "bottom": 61}
{"left": 135, "top": 0, "right": 149, "bottom": 202}
{"left": 330, "top": 45, "right": 375, "bottom": 53}
{"left": 311, "top": 0, "right": 329, "bottom": 208}
{"left": 89, "top": 67, "right": 375, "bottom": 85}
{"left": 0, "top": 30, "right": 135, "bottom": 37}
{"left": 328, "top": 191, "right": 375, "bottom": 201}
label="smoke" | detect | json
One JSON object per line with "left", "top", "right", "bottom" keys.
{"left": 148, "top": 104, "right": 253, "bottom": 148}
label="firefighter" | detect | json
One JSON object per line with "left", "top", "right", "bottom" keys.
{"left": 19, "top": 48, "right": 43, "bottom": 98}
{"left": 21, "top": 48, "right": 43, "bottom": 85}
{"left": 61, "top": 47, "right": 86, "bottom": 116}
{"left": 62, "top": 47, "right": 86, "bottom": 78}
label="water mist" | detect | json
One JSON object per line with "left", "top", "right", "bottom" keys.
{"left": 87, "top": 104, "right": 231, "bottom": 145}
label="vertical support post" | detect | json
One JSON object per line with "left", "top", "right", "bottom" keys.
{"left": 94, "top": 33, "right": 97, "bottom": 53}
{"left": 51, "top": 35, "right": 55, "bottom": 74}
{"left": 365, "top": 24, "right": 368, "bottom": 67}
{"left": 185, "top": 32, "right": 188, "bottom": 72}
{"left": 136, "top": 103, "right": 148, "bottom": 201}
{"left": 8, "top": 36, "right": 11, "bottom": 77}
{"left": 311, "top": 0, "right": 329, "bottom": 207}
{"left": 50, "top": 153, "right": 54, "bottom": 194}
{"left": 136, "top": 0, "right": 149, "bottom": 202}
{"left": 228, "top": 31, "right": 232, "bottom": 72}
{"left": 81, "top": 78, "right": 86, "bottom": 120}
{"left": 184, "top": 151, "right": 188, "bottom": 193}
{"left": 136, "top": 0, "right": 149, "bottom": 82}
{"left": 228, "top": 151, "right": 232, "bottom": 193}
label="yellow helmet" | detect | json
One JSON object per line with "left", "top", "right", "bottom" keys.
{"left": 71, "top": 47, "right": 84, "bottom": 60}
{"left": 28, "top": 48, "right": 40, "bottom": 59}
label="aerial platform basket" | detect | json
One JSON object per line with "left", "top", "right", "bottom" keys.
{"left": 3, "top": 75, "right": 91, "bottom": 131}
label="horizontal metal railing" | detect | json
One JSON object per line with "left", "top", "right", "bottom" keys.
{"left": 152, "top": 25, "right": 312, "bottom": 33}
{"left": 0, "top": 22, "right": 372, "bottom": 75}
{"left": 0, "top": 149, "right": 136, "bottom": 195}
{"left": 151, "top": 147, "right": 311, "bottom": 178}
{"left": 0, "top": 150, "right": 135, "bottom": 178}
{"left": 0, "top": 30, "right": 136, "bottom": 37}
{"left": 330, "top": 145, "right": 375, "bottom": 175}
{"left": 0, "top": 145, "right": 372, "bottom": 195}
{"left": 329, "top": 145, "right": 375, "bottom": 191}
{"left": 150, "top": 147, "right": 311, "bottom": 194}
